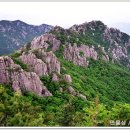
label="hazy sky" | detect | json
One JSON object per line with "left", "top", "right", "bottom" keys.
{"left": 0, "top": 2, "right": 130, "bottom": 28}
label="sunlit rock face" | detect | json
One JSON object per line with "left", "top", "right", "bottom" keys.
{"left": 64, "top": 43, "right": 97, "bottom": 67}
{"left": 31, "top": 33, "right": 61, "bottom": 52}
{"left": 0, "top": 56, "right": 52, "bottom": 97}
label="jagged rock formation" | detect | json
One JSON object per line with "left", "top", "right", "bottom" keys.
{"left": 19, "top": 50, "right": 60, "bottom": 76}
{"left": 1, "top": 20, "right": 130, "bottom": 99}
{"left": 38, "top": 50, "right": 61, "bottom": 74}
{"left": 69, "top": 21, "right": 106, "bottom": 35}
{"left": 36, "top": 49, "right": 61, "bottom": 74}
{"left": 109, "top": 43, "right": 128, "bottom": 61}
{"left": 0, "top": 56, "right": 52, "bottom": 97}
{"left": 0, "top": 31, "right": 76, "bottom": 98}
{"left": 103, "top": 28, "right": 123, "bottom": 44}
{"left": 31, "top": 33, "right": 61, "bottom": 52}
{"left": 69, "top": 21, "right": 130, "bottom": 66}
{"left": 78, "top": 45, "right": 98, "bottom": 60}
{"left": 102, "top": 27, "right": 129, "bottom": 63}
{"left": 0, "top": 20, "right": 53, "bottom": 55}
{"left": 64, "top": 43, "right": 97, "bottom": 67}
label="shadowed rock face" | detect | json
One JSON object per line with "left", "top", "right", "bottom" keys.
{"left": 103, "top": 27, "right": 129, "bottom": 62}
{"left": 103, "top": 28, "right": 128, "bottom": 62}
{"left": 39, "top": 50, "right": 61, "bottom": 74}
{"left": 0, "top": 56, "right": 52, "bottom": 97}
{"left": 109, "top": 43, "right": 128, "bottom": 61}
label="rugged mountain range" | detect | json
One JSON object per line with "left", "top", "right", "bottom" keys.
{"left": 52, "top": 21, "right": 130, "bottom": 67}
{"left": 0, "top": 20, "right": 53, "bottom": 55}
{"left": 0, "top": 20, "right": 130, "bottom": 126}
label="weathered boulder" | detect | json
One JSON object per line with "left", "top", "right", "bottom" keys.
{"left": 108, "top": 42, "right": 128, "bottom": 61}
{"left": 63, "top": 74, "right": 72, "bottom": 83}
{"left": 67, "top": 86, "right": 76, "bottom": 96}
{"left": 0, "top": 56, "right": 52, "bottom": 97}
{"left": 77, "top": 93, "right": 87, "bottom": 100}
{"left": 103, "top": 28, "right": 122, "bottom": 44}
{"left": 52, "top": 73, "right": 59, "bottom": 82}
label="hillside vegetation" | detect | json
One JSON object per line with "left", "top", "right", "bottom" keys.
{"left": 0, "top": 20, "right": 130, "bottom": 126}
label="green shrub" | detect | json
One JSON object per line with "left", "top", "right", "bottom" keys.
{"left": 12, "top": 58, "right": 28, "bottom": 71}
{"left": 10, "top": 52, "right": 21, "bottom": 58}
{"left": 79, "top": 51, "right": 84, "bottom": 57}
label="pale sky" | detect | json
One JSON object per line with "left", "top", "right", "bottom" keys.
{"left": 0, "top": 2, "right": 130, "bottom": 28}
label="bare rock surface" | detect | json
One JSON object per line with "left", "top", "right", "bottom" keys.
{"left": 64, "top": 43, "right": 97, "bottom": 66}
{"left": 20, "top": 50, "right": 60, "bottom": 76}
{"left": 31, "top": 33, "right": 61, "bottom": 52}
{"left": 0, "top": 56, "right": 52, "bottom": 97}
{"left": 52, "top": 73, "right": 59, "bottom": 82}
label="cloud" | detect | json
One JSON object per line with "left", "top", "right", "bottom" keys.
{"left": 0, "top": 2, "right": 130, "bottom": 28}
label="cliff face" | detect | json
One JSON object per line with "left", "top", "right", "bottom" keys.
{"left": 0, "top": 20, "right": 53, "bottom": 55}
{"left": 0, "top": 56, "right": 52, "bottom": 97}
{"left": 0, "top": 33, "right": 76, "bottom": 98}
{"left": 19, "top": 50, "right": 60, "bottom": 76}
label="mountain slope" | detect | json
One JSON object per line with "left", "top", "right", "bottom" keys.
{"left": 108, "top": 22, "right": 130, "bottom": 35}
{"left": 51, "top": 21, "right": 130, "bottom": 67}
{"left": 0, "top": 20, "right": 53, "bottom": 55}
{"left": 0, "top": 20, "right": 130, "bottom": 126}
